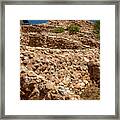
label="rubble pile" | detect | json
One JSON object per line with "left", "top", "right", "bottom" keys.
{"left": 20, "top": 20, "right": 100, "bottom": 100}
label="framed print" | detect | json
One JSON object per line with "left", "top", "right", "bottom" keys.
{"left": 0, "top": 0, "right": 119, "bottom": 119}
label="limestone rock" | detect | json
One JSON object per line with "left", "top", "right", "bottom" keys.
{"left": 27, "top": 71, "right": 36, "bottom": 77}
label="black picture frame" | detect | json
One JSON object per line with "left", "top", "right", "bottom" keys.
{"left": 0, "top": 0, "right": 119, "bottom": 119}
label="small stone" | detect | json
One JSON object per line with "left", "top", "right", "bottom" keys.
{"left": 46, "top": 82, "right": 54, "bottom": 90}
{"left": 69, "top": 88, "right": 73, "bottom": 90}
{"left": 36, "top": 59, "right": 41, "bottom": 62}
{"left": 65, "top": 89, "right": 70, "bottom": 94}
{"left": 49, "top": 50, "right": 53, "bottom": 54}
{"left": 21, "top": 66, "right": 28, "bottom": 72}
{"left": 58, "top": 86, "right": 65, "bottom": 95}
{"left": 71, "top": 97, "right": 77, "bottom": 100}
{"left": 80, "top": 82, "right": 85, "bottom": 87}
{"left": 27, "top": 71, "right": 36, "bottom": 77}
{"left": 83, "top": 66, "right": 87, "bottom": 70}
{"left": 59, "top": 82, "right": 64, "bottom": 86}
{"left": 58, "top": 86, "right": 64, "bottom": 90}
{"left": 37, "top": 75, "right": 46, "bottom": 80}
{"left": 20, "top": 54, "right": 24, "bottom": 58}
{"left": 83, "top": 80, "right": 88, "bottom": 84}
{"left": 81, "top": 71, "right": 85, "bottom": 76}
{"left": 26, "top": 88, "right": 30, "bottom": 91}
{"left": 79, "top": 79, "right": 83, "bottom": 83}
{"left": 24, "top": 56, "right": 28, "bottom": 60}
{"left": 30, "top": 80, "right": 36, "bottom": 84}
{"left": 52, "top": 90, "right": 56, "bottom": 94}
{"left": 55, "top": 79, "right": 60, "bottom": 84}
{"left": 34, "top": 63, "right": 39, "bottom": 68}
{"left": 81, "top": 89, "right": 84, "bottom": 92}
{"left": 55, "top": 49, "right": 61, "bottom": 54}
{"left": 84, "top": 57, "right": 89, "bottom": 62}
{"left": 29, "top": 54, "right": 34, "bottom": 58}
{"left": 62, "top": 80, "right": 69, "bottom": 85}
{"left": 75, "top": 83, "right": 81, "bottom": 89}
{"left": 30, "top": 48, "right": 35, "bottom": 52}
{"left": 36, "top": 79, "right": 42, "bottom": 83}
{"left": 79, "top": 91, "right": 82, "bottom": 95}
{"left": 23, "top": 59, "right": 29, "bottom": 65}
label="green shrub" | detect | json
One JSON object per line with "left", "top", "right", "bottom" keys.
{"left": 52, "top": 27, "right": 65, "bottom": 33}
{"left": 93, "top": 20, "right": 100, "bottom": 40}
{"left": 68, "top": 24, "right": 80, "bottom": 34}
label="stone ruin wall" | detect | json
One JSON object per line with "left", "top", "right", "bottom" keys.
{"left": 20, "top": 20, "right": 100, "bottom": 100}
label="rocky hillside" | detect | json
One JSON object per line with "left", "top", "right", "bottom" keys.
{"left": 20, "top": 20, "right": 100, "bottom": 100}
